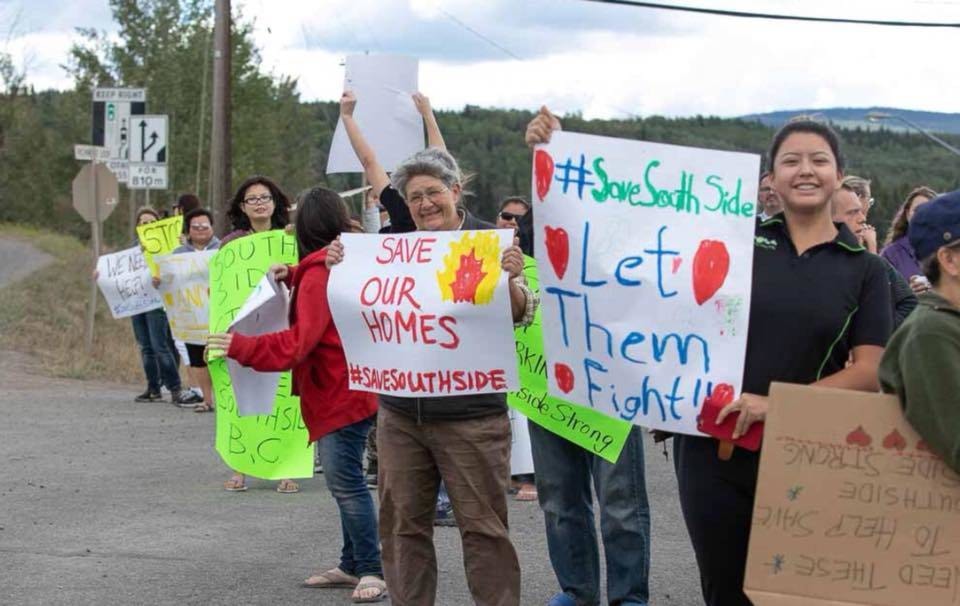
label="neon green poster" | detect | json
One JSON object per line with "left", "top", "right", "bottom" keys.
{"left": 208, "top": 230, "right": 313, "bottom": 479}
{"left": 508, "top": 257, "right": 632, "bottom": 463}
{"left": 137, "top": 214, "right": 183, "bottom": 277}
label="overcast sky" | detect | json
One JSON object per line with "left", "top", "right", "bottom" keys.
{"left": 3, "top": 0, "right": 959, "bottom": 119}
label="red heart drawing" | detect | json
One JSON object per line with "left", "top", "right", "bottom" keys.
{"left": 554, "top": 363, "right": 575, "bottom": 394}
{"left": 672, "top": 257, "right": 683, "bottom": 274}
{"left": 710, "top": 383, "right": 736, "bottom": 407}
{"left": 535, "top": 150, "right": 554, "bottom": 201}
{"left": 544, "top": 226, "right": 569, "bottom": 280}
{"left": 882, "top": 429, "right": 907, "bottom": 451}
{"left": 692, "top": 240, "right": 730, "bottom": 305}
{"left": 845, "top": 425, "right": 872, "bottom": 447}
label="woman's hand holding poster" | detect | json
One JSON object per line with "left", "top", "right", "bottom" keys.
{"left": 533, "top": 131, "right": 760, "bottom": 435}
{"left": 327, "top": 230, "right": 519, "bottom": 397}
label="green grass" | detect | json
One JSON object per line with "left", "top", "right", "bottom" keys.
{"left": 0, "top": 223, "right": 145, "bottom": 383}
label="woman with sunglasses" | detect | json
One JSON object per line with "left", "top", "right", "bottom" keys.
{"left": 495, "top": 197, "right": 531, "bottom": 233}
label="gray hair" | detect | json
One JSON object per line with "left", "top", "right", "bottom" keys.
{"left": 390, "top": 147, "right": 462, "bottom": 197}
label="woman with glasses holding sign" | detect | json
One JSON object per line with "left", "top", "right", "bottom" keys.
{"left": 209, "top": 187, "right": 385, "bottom": 602}
{"left": 219, "top": 176, "right": 300, "bottom": 495}
{"left": 172, "top": 208, "right": 220, "bottom": 413}
{"left": 337, "top": 89, "right": 537, "bottom": 606}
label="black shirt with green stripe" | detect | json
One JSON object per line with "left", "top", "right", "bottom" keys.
{"left": 743, "top": 215, "right": 892, "bottom": 396}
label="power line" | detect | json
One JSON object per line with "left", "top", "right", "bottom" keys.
{"left": 436, "top": 7, "right": 523, "bottom": 60}
{"left": 582, "top": 0, "right": 960, "bottom": 27}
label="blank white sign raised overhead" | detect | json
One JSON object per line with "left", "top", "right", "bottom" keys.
{"left": 326, "top": 54, "right": 424, "bottom": 175}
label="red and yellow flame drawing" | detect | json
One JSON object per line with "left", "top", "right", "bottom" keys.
{"left": 436, "top": 232, "right": 502, "bottom": 304}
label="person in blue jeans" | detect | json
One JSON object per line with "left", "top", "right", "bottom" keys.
{"left": 529, "top": 423, "right": 650, "bottom": 606}
{"left": 130, "top": 207, "right": 183, "bottom": 404}
{"left": 208, "top": 187, "right": 384, "bottom": 601}
{"left": 316, "top": 417, "right": 383, "bottom": 588}
{"left": 130, "top": 307, "right": 182, "bottom": 402}
{"left": 524, "top": 113, "right": 650, "bottom": 606}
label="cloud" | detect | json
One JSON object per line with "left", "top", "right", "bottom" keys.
{"left": 5, "top": 0, "right": 960, "bottom": 120}
{"left": 250, "top": 0, "right": 678, "bottom": 63}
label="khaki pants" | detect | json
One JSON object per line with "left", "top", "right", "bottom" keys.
{"left": 377, "top": 407, "right": 520, "bottom": 606}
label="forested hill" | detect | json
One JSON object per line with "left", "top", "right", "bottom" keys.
{"left": 2, "top": 90, "right": 958, "bottom": 249}
{"left": 743, "top": 107, "right": 960, "bottom": 135}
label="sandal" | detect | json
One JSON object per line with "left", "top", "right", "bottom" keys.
{"left": 352, "top": 575, "right": 387, "bottom": 603}
{"left": 276, "top": 479, "right": 300, "bottom": 494}
{"left": 193, "top": 402, "right": 214, "bottom": 413}
{"left": 303, "top": 567, "right": 360, "bottom": 588}
{"left": 223, "top": 474, "right": 247, "bottom": 492}
{"left": 515, "top": 483, "right": 538, "bottom": 501}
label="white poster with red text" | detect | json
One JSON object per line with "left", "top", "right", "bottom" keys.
{"left": 328, "top": 230, "right": 519, "bottom": 397}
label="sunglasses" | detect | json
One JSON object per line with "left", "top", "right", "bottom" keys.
{"left": 499, "top": 211, "right": 524, "bottom": 222}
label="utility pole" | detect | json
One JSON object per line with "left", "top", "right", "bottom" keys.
{"left": 209, "top": 0, "right": 232, "bottom": 234}
{"left": 195, "top": 27, "right": 212, "bottom": 200}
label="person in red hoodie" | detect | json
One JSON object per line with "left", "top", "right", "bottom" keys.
{"left": 208, "top": 187, "right": 386, "bottom": 603}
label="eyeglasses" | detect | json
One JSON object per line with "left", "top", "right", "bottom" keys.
{"left": 406, "top": 187, "right": 448, "bottom": 206}
{"left": 499, "top": 211, "right": 523, "bottom": 222}
{"left": 189, "top": 223, "right": 211, "bottom": 231}
{"left": 243, "top": 194, "right": 274, "bottom": 206}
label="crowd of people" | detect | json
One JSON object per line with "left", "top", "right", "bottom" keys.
{"left": 111, "top": 93, "right": 960, "bottom": 606}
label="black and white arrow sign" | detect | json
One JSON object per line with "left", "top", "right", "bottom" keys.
{"left": 130, "top": 114, "right": 168, "bottom": 164}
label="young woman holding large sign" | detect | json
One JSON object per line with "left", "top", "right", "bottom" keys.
{"left": 218, "top": 176, "right": 298, "bottom": 495}
{"left": 208, "top": 188, "right": 385, "bottom": 603}
{"left": 682, "top": 119, "right": 892, "bottom": 606}
{"left": 525, "top": 109, "right": 893, "bottom": 606}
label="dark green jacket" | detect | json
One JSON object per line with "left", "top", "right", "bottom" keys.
{"left": 879, "top": 290, "right": 960, "bottom": 472}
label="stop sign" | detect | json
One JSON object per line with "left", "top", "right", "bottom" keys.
{"left": 72, "top": 163, "right": 119, "bottom": 223}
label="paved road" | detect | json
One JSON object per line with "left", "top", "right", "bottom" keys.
{"left": 0, "top": 347, "right": 702, "bottom": 605}
{"left": 0, "top": 236, "right": 53, "bottom": 287}
{"left": 0, "top": 234, "right": 701, "bottom": 605}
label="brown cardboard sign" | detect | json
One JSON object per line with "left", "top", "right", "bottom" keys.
{"left": 745, "top": 383, "right": 960, "bottom": 606}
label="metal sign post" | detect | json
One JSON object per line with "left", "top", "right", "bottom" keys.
{"left": 86, "top": 157, "right": 101, "bottom": 353}
{"left": 72, "top": 146, "right": 120, "bottom": 353}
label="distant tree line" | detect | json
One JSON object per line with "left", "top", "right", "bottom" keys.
{"left": 1, "top": 0, "right": 957, "bottom": 247}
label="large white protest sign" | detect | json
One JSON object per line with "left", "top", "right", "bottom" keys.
{"left": 533, "top": 131, "right": 760, "bottom": 435}
{"left": 96, "top": 246, "right": 162, "bottom": 318}
{"left": 326, "top": 54, "right": 422, "bottom": 174}
{"left": 328, "top": 230, "right": 518, "bottom": 397}
{"left": 228, "top": 273, "right": 290, "bottom": 416}
{"left": 155, "top": 250, "right": 215, "bottom": 344}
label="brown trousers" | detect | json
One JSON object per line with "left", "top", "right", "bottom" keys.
{"left": 377, "top": 407, "right": 520, "bottom": 606}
